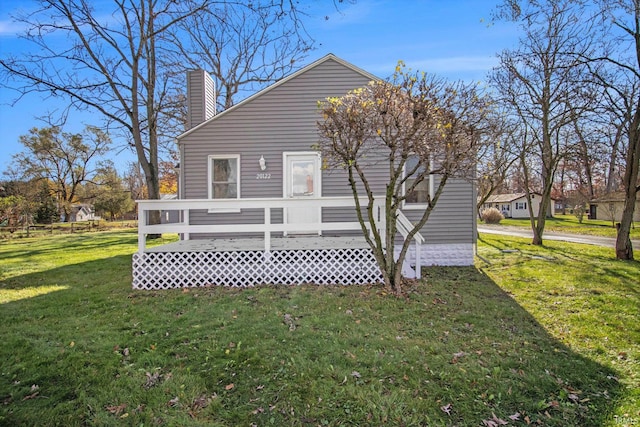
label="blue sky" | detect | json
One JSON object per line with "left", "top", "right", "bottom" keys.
{"left": 0, "top": 0, "right": 518, "bottom": 173}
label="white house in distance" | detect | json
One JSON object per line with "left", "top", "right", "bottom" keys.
{"left": 589, "top": 192, "right": 640, "bottom": 222}
{"left": 69, "top": 204, "right": 101, "bottom": 222}
{"left": 482, "top": 193, "right": 555, "bottom": 219}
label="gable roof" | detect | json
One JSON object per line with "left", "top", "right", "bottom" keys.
{"left": 177, "top": 54, "right": 380, "bottom": 140}
{"left": 484, "top": 193, "right": 529, "bottom": 203}
{"left": 592, "top": 191, "right": 635, "bottom": 203}
{"left": 484, "top": 192, "right": 555, "bottom": 203}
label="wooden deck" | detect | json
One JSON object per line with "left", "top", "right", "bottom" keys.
{"left": 146, "top": 235, "right": 370, "bottom": 253}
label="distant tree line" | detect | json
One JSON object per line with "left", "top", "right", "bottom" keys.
{"left": 0, "top": 126, "right": 178, "bottom": 226}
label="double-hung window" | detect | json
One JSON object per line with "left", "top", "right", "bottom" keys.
{"left": 403, "top": 156, "right": 433, "bottom": 209}
{"left": 208, "top": 155, "right": 240, "bottom": 212}
{"left": 515, "top": 201, "right": 527, "bottom": 210}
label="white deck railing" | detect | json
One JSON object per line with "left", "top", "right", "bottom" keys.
{"left": 136, "top": 196, "right": 423, "bottom": 278}
{"left": 137, "top": 197, "right": 384, "bottom": 253}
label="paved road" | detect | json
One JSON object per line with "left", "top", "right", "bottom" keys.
{"left": 477, "top": 224, "right": 640, "bottom": 249}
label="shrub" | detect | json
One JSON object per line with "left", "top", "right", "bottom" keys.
{"left": 574, "top": 204, "right": 586, "bottom": 223}
{"left": 481, "top": 207, "right": 504, "bottom": 224}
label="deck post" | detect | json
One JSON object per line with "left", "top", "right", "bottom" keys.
{"left": 183, "top": 209, "right": 190, "bottom": 240}
{"left": 138, "top": 206, "right": 146, "bottom": 253}
{"left": 264, "top": 207, "right": 271, "bottom": 252}
{"left": 415, "top": 240, "right": 421, "bottom": 279}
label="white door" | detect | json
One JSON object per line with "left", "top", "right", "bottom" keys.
{"left": 284, "top": 152, "right": 321, "bottom": 235}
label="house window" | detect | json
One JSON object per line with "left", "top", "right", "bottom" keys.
{"left": 403, "top": 156, "right": 433, "bottom": 209}
{"left": 208, "top": 155, "right": 240, "bottom": 212}
{"left": 515, "top": 202, "right": 527, "bottom": 210}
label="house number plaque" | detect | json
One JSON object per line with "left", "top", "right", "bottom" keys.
{"left": 256, "top": 173, "right": 271, "bottom": 180}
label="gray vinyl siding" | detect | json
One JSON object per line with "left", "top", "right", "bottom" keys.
{"left": 179, "top": 56, "right": 475, "bottom": 244}
{"left": 403, "top": 178, "right": 476, "bottom": 244}
{"left": 180, "top": 58, "right": 375, "bottom": 237}
{"left": 187, "top": 70, "right": 216, "bottom": 130}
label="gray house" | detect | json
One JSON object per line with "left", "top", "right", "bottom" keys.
{"left": 133, "top": 54, "right": 477, "bottom": 289}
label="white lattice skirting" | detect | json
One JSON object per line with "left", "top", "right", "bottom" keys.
{"left": 132, "top": 248, "right": 383, "bottom": 290}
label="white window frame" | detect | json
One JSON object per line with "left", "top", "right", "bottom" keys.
{"left": 402, "top": 156, "right": 434, "bottom": 210}
{"left": 515, "top": 201, "right": 527, "bottom": 210}
{"left": 207, "top": 154, "right": 240, "bottom": 213}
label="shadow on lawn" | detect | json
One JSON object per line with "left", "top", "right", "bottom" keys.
{"left": 0, "top": 251, "right": 626, "bottom": 425}
{"left": 420, "top": 266, "right": 624, "bottom": 425}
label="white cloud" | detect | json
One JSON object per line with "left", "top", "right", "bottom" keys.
{"left": 0, "top": 20, "right": 26, "bottom": 36}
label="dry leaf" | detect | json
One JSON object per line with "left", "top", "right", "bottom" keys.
{"left": 22, "top": 392, "right": 39, "bottom": 401}
{"left": 225, "top": 383, "right": 235, "bottom": 390}
{"left": 105, "top": 403, "right": 127, "bottom": 415}
{"left": 440, "top": 403, "right": 452, "bottom": 415}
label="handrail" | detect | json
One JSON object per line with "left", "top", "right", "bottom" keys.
{"left": 137, "top": 197, "right": 384, "bottom": 254}
{"left": 396, "top": 210, "right": 424, "bottom": 279}
{"left": 137, "top": 197, "right": 422, "bottom": 279}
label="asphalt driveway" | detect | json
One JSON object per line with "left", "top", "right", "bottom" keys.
{"left": 477, "top": 224, "right": 640, "bottom": 249}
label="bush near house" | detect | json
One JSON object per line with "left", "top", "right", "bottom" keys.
{"left": 481, "top": 207, "right": 505, "bottom": 224}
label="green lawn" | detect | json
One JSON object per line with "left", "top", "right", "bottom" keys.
{"left": 490, "top": 214, "right": 640, "bottom": 239}
{"left": 0, "top": 231, "right": 638, "bottom": 426}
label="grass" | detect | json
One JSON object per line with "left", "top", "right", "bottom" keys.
{"left": 0, "top": 231, "right": 638, "bottom": 426}
{"left": 489, "top": 214, "right": 640, "bottom": 239}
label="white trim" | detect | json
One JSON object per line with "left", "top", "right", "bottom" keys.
{"left": 402, "top": 157, "right": 434, "bottom": 210}
{"left": 207, "top": 154, "right": 241, "bottom": 213}
{"left": 282, "top": 152, "right": 322, "bottom": 235}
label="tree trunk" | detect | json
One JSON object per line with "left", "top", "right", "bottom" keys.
{"left": 615, "top": 110, "right": 639, "bottom": 260}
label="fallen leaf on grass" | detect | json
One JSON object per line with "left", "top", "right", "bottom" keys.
{"left": 451, "top": 351, "right": 466, "bottom": 363}
{"left": 351, "top": 371, "right": 361, "bottom": 379}
{"left": 191, "top": 394, "right": 211, "bottom": 411}
{"left": 283, "top": 314, "right": 296, "bottom": 331}
{"left": 225, "top": 383, "right": 235, "bottom": 390}
{"left": 143, "top": 371, "right": 163, "bottom": 389}
{"left": 482, "top": 413, "right": 508, "bottom": 426}
{"left": 167, "top": 396, "right": 179, "bottom": 407}
{"left": 440, "top": 403, "right": 452, "bottom": 415}
{"left": 105, "top": 403, "right": 127, "bottom": 415}
{"left": 509, "top": 412, "right": 521, "bottom": 421}
{"left": 22, "top": 392, "right": 39, "bottom": 401}
{"left": 568, "top": 393, "right": 580, "bottom": 403}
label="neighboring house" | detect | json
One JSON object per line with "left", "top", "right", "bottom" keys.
{"left": 481, "top": 193, "right": 554, "bottom": 219}
{"left": 69, "top": 204, "right": 100, "bottom": 222}
{"left": 589, "top": 192, "right": 640, "bottom": 222}
{"left": 133, "top": 54, "right": 477, "bottom": 289}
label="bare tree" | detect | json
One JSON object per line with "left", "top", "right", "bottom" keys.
{"left": 491, "top": 0, "right": 591, "bottom": 244}
{"left": 476, "top": 113, "right": 519, "bottom": 216}
{"left": 9, "top": 126, "right": 110, "bottom": 220}
{"left": 167, "top": 1, "right": 314, "bottom": 112}
{"left": 317, "top": 64, "right": 491, "bottom": 295}
{"left": 583, "top": 0, "right": 640, "bottom": 260}
{"left": 0, "top": 0, "right": 323, "bottom": 231}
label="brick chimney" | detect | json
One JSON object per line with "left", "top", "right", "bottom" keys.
{"left": 186, "top": 69, "right": 216, "bottom": 130}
